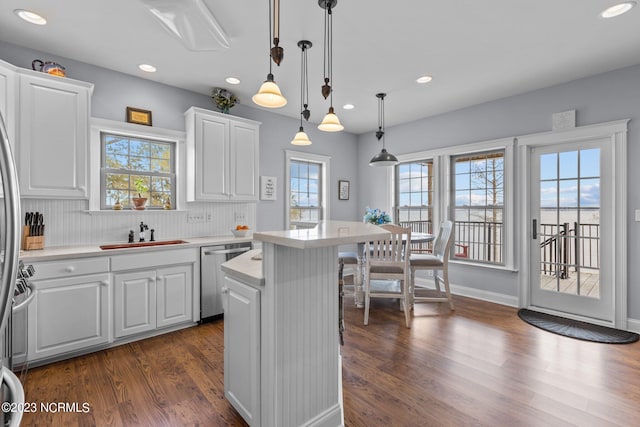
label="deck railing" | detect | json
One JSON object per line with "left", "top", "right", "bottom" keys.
{"left": 539, "top": 222, "right": 600, "bottom": 278}
{"left": 399, "top": 219, "right": 600, "bottom": 274}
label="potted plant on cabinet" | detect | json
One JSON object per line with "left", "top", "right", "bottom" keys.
{"left": 132, "top": 177, "right": 149, "bottom": 210}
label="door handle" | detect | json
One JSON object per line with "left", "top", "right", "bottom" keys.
{"left": 203, "top": 247, "right": 251, "bottom": 256}
{"left": 532, "top": 219, "right": 537, "bottom": 240}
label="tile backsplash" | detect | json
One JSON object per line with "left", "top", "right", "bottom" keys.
{"left": 18, "top": 199, "right": 256, "bottom": 247}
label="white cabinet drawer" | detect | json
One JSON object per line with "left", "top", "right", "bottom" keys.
{"left": 111, "top": 248, "right": 197, "bottom": 271}
{"left": 31, "top": 257, "right": 109, "bottom": 280}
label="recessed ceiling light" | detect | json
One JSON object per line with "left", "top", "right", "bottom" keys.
{"left": 138, "top": 64, "right": 157, "bottom": 73}
{"left": 14, "top": 9, "right": 47, "bottom": 25}
{"left": 600, "top": 2, "right": 636, "bottom": 18}
{"left": 343, "top": 104, "right": 355, "bottom": 110}
{"left": 416, "top": 75, "right": 433, "bottom": 84}
{"left": 225, "top": 77, "right": 241, "bottom": 85}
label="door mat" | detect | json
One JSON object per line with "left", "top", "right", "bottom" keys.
{"left": 517, "top": 309, "right": 639, "bottom": 344}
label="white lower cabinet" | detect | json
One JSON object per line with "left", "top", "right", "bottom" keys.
{"left": 23, "top": 248, "right": 197, "bottom": 365}
{"left": 114, "top": 264, "right": 193, "bottom": 338}
{"left": 28, "top": 273, "right": 110, "bottom": 361}
{"left": 223, "top": 276, "right": 261, "bottom": 426}
{"left": 114, "top": 270, "right": 156, "bottom": 338}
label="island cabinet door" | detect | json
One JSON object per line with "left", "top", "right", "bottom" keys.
{"left": 114, "top": 270, "right": 157, "bottom": 338}
{"left": 156, "top": 264, "right": 193, "bottom": 329}
{"left": 223, "top": 276, "right": 261, "bottom": 426}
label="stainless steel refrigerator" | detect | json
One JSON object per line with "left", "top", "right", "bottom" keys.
{"left": 0, "top": 111, "right": 25, "bottom": 426}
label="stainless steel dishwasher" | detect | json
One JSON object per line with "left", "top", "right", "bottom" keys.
{"left": 200, "top": 242, "right": 252, "bottom": 322}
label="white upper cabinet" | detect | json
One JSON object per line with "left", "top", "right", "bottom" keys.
{"left": 185, "top": 107, "right": 260, "bottom": 202}
{"left": 18, "top": 70, "right": 93, "bottom": 198}
{"left": 0, "top": 60, "right": 17, "bottom": 153}
{"left": 0, "top": 60, "right": 17, "bottom": 198}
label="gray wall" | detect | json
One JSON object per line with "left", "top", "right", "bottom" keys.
{"left": 0, "top": 41, "right": 360, "bottom": 234}
{"left": 357, "top": 63, "right": 640, "bottom": 319}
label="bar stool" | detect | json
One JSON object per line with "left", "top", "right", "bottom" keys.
{"left": 338, "top": 251, "right": 358, "bottom": 345}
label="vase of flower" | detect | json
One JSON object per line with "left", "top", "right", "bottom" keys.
{"left": 363, "top": 207, "right": 392, "bottom": 225}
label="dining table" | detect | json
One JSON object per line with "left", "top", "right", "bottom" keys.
{"left": 351, "top": 231, "right": 435, "bottom": 308}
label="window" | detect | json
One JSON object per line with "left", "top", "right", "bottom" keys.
{"left": 285, "top": 150, "right": 330, "bottom": 230}
{"left": 101, "top": 133, "right": 176, "bottom": 209}
{"left": 395, "top": 160, "right": 434, "bottom": 253}
{"left": 452, "top": 150, "right": 504, "bottom": 264}
{"left": 289, "top": 159, "right": 322, "bottom": 226}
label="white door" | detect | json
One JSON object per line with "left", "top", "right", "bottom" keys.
{"left": 530, "top": 138, "right": 613, "bottom": 322}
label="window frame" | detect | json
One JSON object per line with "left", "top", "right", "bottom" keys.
{"left": 285, "top": 150, "right": 331, "bottom": 230}
{"left": 100, "top": 133, "right": 176, "bottom": 210}
{"left": 89, "top": 118, "right": 186, "bottom": 212}
{"left": 450, "top": 149, "right": 506, "bottom": 265}
{"left": 393, "top": 137, "right": 515, "bottom": 271}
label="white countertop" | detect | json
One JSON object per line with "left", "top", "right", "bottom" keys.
{"left": 253, "top": 220, "right": 389, "bottom": 249}
{"left": 220, "top": 249, "right": 264, "bottom": 287}
{"left": 19, "top": 235, "right": 253, "bottom": 262}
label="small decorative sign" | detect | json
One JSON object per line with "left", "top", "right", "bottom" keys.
{"left": 338, "top": 180, "right": 350, "bottom": 200}
{"left": 126, "top": 107, "right": 153, "bottom": 126}
{"left": 552, "top": 109, "right": 576, "bottom": 131}
{"left": 260, "top": 176, "right": 277, "bottom": 200}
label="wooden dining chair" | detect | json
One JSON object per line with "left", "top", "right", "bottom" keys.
{"left": 363, "top": 224, "right": 412, "bottom": 328}
{"left": 338, "top": 251, "right": 358, "bottom": 345}
{"left": 409, "top": 220, "right": 455, "bottom": 310}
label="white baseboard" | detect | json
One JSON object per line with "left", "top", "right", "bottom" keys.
{"left": 626, "top": 318, "right": 640, "bottom": 333}
{"left": 414, "top": 277, "right": 518, "bottom": 307}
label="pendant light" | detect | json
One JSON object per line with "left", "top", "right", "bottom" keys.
{"left": 369, "top": 93, "right": 398, "bottom": 166}
{"left": 252, "top": 0, "right": 287, "bottom": 108}
{"left": 291, "top": 40, "right": 312, "bottom": 146}
{"left": 317, "top": 0, "right": 344, "bottom": 132}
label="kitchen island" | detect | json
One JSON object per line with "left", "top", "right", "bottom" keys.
{"left": 221, "top": 221, "right": 389, "bottom": 427}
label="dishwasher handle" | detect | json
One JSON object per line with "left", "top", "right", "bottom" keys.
{"left": 203, "top": 247, "right": 251, "bottom": 256}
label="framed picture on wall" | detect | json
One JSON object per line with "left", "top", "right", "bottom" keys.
{"left": 338, "top": 180, "right": 350, "bottom": 200}
{"left": 260, "top": 176, "right": 277, "bottom": 200}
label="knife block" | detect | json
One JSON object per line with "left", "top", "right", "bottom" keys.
{"left": 22, "top": 225, "right": 45, "bottom": 251}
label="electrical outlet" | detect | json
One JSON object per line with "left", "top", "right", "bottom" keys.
{"left": 206, "top": 213, "right": 213, "bottom": 222}
{"left": 187, "top": 212, "right": 205, "bottom": 223}
{"left": 234, "top": 212, "right": 247, "bottom": 224}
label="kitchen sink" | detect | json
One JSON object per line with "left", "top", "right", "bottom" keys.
{"left": 99, "top": 239, "right": 188, "bottom": 250}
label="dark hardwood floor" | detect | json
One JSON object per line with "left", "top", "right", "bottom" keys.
{"left": 19, "top": 294, "right": 640, "bottom": 426}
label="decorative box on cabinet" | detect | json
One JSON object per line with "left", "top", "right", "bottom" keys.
{"left": 185, "top": 107, "right": 260, "bottom": 202}
{"left": 27, "top": 257, "right": 110, "bottom": 362}
{"left": 18, "top": 70, "right": 93, "bottom": 198}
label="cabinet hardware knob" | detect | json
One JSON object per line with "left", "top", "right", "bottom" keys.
{"left": 100, "top": 280, "right": 109, "bottom": 286}
{"left": 157, "top": 276, "right": 164, "bottom": 281}
{"left": 65, "top": 266, "right": 75, "bottom": 273}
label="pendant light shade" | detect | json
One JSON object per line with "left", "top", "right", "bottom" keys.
{"left": 253, "top": 74, "right": 287, "bottom": 108}
{"left": 370, "top": 92, "right": 398, "bottom": 167}
{"left": 318, "top": 0, "right": 343, "bottom": 132}
{"left": 253, "top": 0, "right": 287, "bottom": 108}
{"left": 369, "top": 148, "right": 398, "bottom": 166}
{"left": 318, "top": 106, "right": 344, "bottom": 132}
{"left": 291, "top": 40, "right": 313, "bottom": 145}
{"left": 291, "top": 127, "right": 312, "bottom": 145}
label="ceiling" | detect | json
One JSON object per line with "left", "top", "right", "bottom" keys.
{"left": 1, "top": 0, "right": 639, "bottom": 134}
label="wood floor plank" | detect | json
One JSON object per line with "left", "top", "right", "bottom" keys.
{"left": 18, "top": 294, "right": 640, "bottom": 426}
